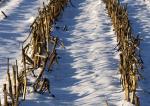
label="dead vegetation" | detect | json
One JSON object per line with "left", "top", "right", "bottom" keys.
{"left": 103, "top": 0, "right": 143, "bottom": 106}
{"left": 0, "top": 0, "right": 68, "bottom": 106}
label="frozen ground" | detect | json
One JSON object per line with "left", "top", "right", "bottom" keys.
{"left": 2, "top": 0, "right": 149, "bottom": 106}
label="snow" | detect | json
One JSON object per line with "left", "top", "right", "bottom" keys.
{"left": 0, "top": 0, "right": 22, "bottom": 20}
{"left": 1, "top": 0, "right": 149, "bottom": 106}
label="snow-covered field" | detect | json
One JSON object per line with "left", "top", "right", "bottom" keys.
{"left": 22, "top": 0, "right": 124, "bottom": 105}
{"left": 0, "top": 0, "right": 149, "bottom": 106}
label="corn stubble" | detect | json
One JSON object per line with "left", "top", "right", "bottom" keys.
{"left": 1, "top": 0, "right": 68, "bottom": 106}
{"left": 103, "top": 0, "right": 143, "bottom": 106}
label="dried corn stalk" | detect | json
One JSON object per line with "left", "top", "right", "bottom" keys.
{"left": 103, "top": 0, "right": 143, "bottom": 106}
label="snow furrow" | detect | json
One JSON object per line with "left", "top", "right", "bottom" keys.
{"left": 22, "top": 0, "right": 124, "bottom": 106}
